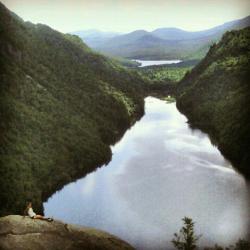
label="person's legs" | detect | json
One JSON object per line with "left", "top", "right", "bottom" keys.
{"left": 33, "top": 215, "right": 53, "bottom": 221}
{"left": 33, "top": 214, "right": 46, "bottom": 220}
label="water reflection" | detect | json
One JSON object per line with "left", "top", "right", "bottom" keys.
{"left": 133, "top": 59, "right": 182, "bottom": 67}
{"left": 44, "top": 97, "right": 249, "bottom": 250}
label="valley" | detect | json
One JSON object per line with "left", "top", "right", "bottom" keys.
{"left": 0, "top": 1, "right": 249, "bottom": 249}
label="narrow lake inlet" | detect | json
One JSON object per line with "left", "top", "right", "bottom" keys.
{"left": 44, "top": 97, "right": 249, "bottom": 250}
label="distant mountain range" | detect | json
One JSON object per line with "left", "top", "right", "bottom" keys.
{"left": 70, "top": 29, "right": 121, "bottom": 47}
{"left": 72, "top": 16, "right": 250, "bottom": 60}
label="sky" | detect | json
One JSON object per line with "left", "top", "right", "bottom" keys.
{"left": 2, "top": 0, "right": 250, "bottom": 33}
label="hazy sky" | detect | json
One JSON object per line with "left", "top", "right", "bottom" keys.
{"left": 2, "top": 0, "right": 250, "bottom": 33}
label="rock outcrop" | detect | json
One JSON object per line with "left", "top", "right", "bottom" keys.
{"left": 0, "top": 215, "right": 134, "bottom": 250}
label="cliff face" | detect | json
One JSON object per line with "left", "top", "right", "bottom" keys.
{"left": 0, "top": 2, "right": 146, "bottom": 215}
{"left": 0, "top": 215, "right": 134, "bottom": 250}
{"left": 176, "top": 27, "right": 250, "bottom": 177}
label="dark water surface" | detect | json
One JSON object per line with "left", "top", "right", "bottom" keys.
{"left": 44, "top": 97, "right": 249, "bottom": 249}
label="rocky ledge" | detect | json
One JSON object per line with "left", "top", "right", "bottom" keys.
{"left": 0, "top": 215, "right": 134, "bottom": 250}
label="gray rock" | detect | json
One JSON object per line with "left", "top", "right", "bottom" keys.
{"left": 0, "top": 215, "right": 135, "bottom": 250}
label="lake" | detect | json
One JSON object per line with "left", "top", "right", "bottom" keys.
{"left": 133, "top": 59, "right": 182, "bottom": 67}
{"left": 44, "top": 97, "right": 249, "bottom": 250}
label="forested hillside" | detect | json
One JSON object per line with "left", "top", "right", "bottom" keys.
{"left": 0, "top": 2, "right": 146, "bottom": 215}
{"left": 176, "top": 27, "right": 250, "bottom": 177}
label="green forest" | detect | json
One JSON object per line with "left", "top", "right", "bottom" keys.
{"left": 176, "top": 27, "right": 250, "bottom": 177}
{"left": 0, "top": 2, "right": 147, "bottom": 215}
{"left": 0, "top": 0, "right": 249, "bottom": 223}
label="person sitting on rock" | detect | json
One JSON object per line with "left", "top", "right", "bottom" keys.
{"left": 24, "top": 200, "right": 53, "bottom": 222}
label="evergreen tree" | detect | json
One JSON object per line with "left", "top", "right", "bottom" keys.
{"left": 172, "top": 217, "right": 201, "bottom": 250}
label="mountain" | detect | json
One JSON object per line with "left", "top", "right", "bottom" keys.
{"left": 89, "top": 16, "right": 250, "bottom": 60}
{"left": 96, "top": 29, "right": 166, "bottom": 49}
{"left": 152, "top": 16, "right": 250, "bottom": 41}
{"left": 70, "top": 29, "right": 121, "bottom": 47}
{"left": 151, "top": 27, "right": 195, "bottom": 40}
{"left": 94, "top": 30, "right": 171, "bottom": 59}
{"left": 94, "top": 30, "right": 183, "bottom": 60}
{"left": 176, "top": 27, "right": 250, "bottom": 177}
{"left": 0, "top": 2, "right": 146, "bottom": 215}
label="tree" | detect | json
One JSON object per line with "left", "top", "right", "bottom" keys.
{"left": 203, "top": 239, "right": 250, "bottom": 250}
{"left": 234, "top": 239, "right": 250, "bottom": 250}
{"left": 172, "top": 217, "right": 201, "bottom": 250}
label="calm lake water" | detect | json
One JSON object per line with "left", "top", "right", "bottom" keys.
{"left": 44, "top": 97, "right": 249, "bottom": 250}
{"left": 133, "top": 59, "right": 182, "bottom": 67}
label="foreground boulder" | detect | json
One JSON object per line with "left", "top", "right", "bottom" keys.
{"left": 0, "top": 215, "right": 134, "bottom": 250}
